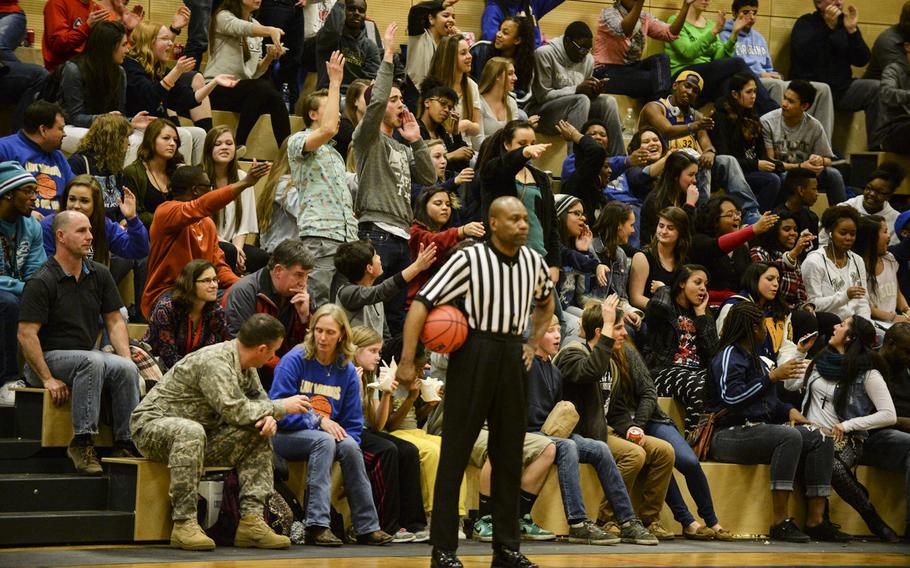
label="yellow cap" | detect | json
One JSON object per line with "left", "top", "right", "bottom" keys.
{"left": 675, "top": 70, "right": 704, "bottom": 92}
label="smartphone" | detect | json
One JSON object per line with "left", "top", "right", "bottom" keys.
{"left": 798, "top": 331, "right": 818, "bottom": 345}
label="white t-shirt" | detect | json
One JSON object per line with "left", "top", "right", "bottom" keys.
{"left": 456, "top": 78, "right": 484, "bottom": 150}
{"left": 217, "top": 170, "right": 259, "bottom": 241}
{"left": 800, "top": 248, "right": 871, "bottom": 321}
{"left": 303, "top": 0, "right": 337, "bottom": 39}
{"left": 870, "top": 252, "right": 900, "bottom": 317}
{"left": 803, "top": 368, "right": 895, "bottom": 433}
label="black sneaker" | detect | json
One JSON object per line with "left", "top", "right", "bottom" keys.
{"left": 770, "top": 518, "right": 810, "bottom": 543}
{"left": 805, "top": 520, "right": 852, "bottom": 542}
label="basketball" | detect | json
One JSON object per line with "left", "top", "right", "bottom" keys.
{"left": 420, "top": 305, "right": 469, "bottom": 353}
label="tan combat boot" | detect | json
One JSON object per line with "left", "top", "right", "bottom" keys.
{"left": 170, "top": 519, "right": 216, "bottom": 551}
{"left": 234, "top": 515, "right": 291, "bottom": 549}
{"left": 67, "top": 445, "right": 102, "bottom": 476}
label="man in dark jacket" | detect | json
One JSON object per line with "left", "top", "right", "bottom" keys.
{"left": 789, "top": 0, "right": 881, "bottom": 148}
{"left": 316, "top": 0, "right": 381, "bottom": 93}
{"left": 527, "top": 313, "right": 657, "bottom": 545}
{"left": 554, "top": 296, "right": 675, "bottom": 540}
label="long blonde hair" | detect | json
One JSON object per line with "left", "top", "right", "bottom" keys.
{"left": 257, "top": 137, "right": 294, "bottom": 235}
{"left": 302, "top": 304, "right": 355, "bottom": 366}
{"left": 128, "top": 21, "right": 169, "bottom": 79}
{"left": 76, "top": 114, "right": 131, "bottom": 175}
{"left": 478, "top": 56, "right": 514, "bottom": 122}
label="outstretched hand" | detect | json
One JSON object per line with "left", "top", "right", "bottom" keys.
{"left": 398, "top": 110, "right": 422, "bottom": 142}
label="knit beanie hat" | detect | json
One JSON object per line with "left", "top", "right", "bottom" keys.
{"left": 0, "top": 161, "right": 35, "bottom": 199}
{"left": 554, "top": 193, "right": 580, "bottom": 219}
{"left": 895, "top": 209, "right": 910, "bottom": 237}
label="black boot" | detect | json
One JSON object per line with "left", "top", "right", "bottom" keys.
{"left": 431, "top": 547, "right": 463, "bottom": 568}
{"left": 490, "top": 547, "right": 538, "bottom": 568}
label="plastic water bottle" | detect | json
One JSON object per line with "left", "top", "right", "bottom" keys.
{"left": 623, "top": 107, "right": 635, "bottom": 137}
{"left": 281, "top": 83, "right": 292, "bottom": 114}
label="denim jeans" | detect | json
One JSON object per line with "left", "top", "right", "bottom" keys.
{"left": 834, "top": 78, "right": 881, "bottom": 149}
{"left": 860, "top": 427, "right": 910, "bottom": 531}
{"left": 0, "top": 290, "right": 19, "bottom": 379}
{"left": 546, "top": 433, "right": 636, "bottom": 524}
{"left": 645, "top": 421, "right": 718, "bottom": 527}
{"left": 0, "top": 11, "right": 25, "bottom": 55}
{"left": 299, "top": 237, "right": 343, "bottom": 308}
{"left": 533, "top": 94, "right": 625, "bottom": 156}
{"left": 711, "top": 155, "right": 761, "bottom": 224}
{"left": 710, "top": 423, "right": 833, "bottom": 497}
{"left": 358, "top": 226, "right": 410, "bottom": 337}
{"left": 273, "top": 429, "right": 381, "bottom": 535}
{"left": 183, "top": 0, "right": 212, "bottom": 66}
{"left": 24, "top": 350, "right": 140, "bottom": 442}
{"left": 0, "top": 48, "right": 48, "bottom": 131}
{"left": 744, "top": 170, "right": 782, "bottom": 212}
{"left": 595, "top": 53, "right": 672, "bottom": 101}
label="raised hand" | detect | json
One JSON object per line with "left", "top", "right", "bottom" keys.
{"left": 290, "top": 287, "right": 310, "bottom": 322}
{"left": 454, "top": 166, "right": 475, "bottom": 185}
{"left": 399, "top": 110, "right": 422, "bottom": 142}
{"left": 88, "top": 8, "right": 111, "bottom": 27}
{"left": 843, "top": 5, "right": 858, "bottom": 32}
{"left": 555, "top": 119, "right": 581, "bottom": 143}
{"left": 326, "top": 50, "right": 345, "bottom": 85}
{"left": 460, "top": 221, "right": 485, "bottom": 238}
{"left": 171, "top": 5, "right": 191, "bottom": 31}
{"left": 685, "top": 183, "right": 700, "bottom": 206}
{"left": 823, "top": 4, "right": 841, "bottom": 29}
{"left": 118, "top": 186, "right": 137, "bottom": 220}
{"left": 713, "top": 9, "right": 727, "bottom": 34}
{"left": 247, "top": 159, "right": 271, "bottom": 182}
{"left": 123, "top": 4, "right": 145, "bottom": 30}
{"left": 130, "top": 111, "right": 155, "bottom": 130}
{"left": 575, "top": 224, "right": 593, "bottom": 252}
{"left": 169, "top": 56, "right": 196, "bottom": 79}
{"left": 383, "top": 22, "right": 399, "bottom": 57}
{"left": 414, "top": 242, "right": 438, "bottom": 271}
{"left": 752, "top": 211, "right": 779, "bottom": 235}
{"left": 732, "top": 12, "right": 750, "bottom": 34}
{"left": 601, "top": 294, "right": 620, "bottom": 331}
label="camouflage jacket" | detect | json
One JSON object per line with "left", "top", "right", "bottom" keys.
{"left": 131, "top": 340, "right": 286, "bottom": 430}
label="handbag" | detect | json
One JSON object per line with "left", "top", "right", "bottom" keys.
{"left": 686, "top": 408, "right": 728, "bottom": 461}
{"left": 540, "top": 401, "right": 579, "bottom": 439}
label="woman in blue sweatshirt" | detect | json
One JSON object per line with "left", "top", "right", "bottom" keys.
{"left": 706, "top": 301, "right": 842, "bottom": 543}
{"left": 269, "top": 304, "right": 392, "bottom": 547}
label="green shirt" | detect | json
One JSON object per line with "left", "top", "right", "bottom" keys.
{"left": 666, "top": 15, "right": 737, "bottom": 75}
{"left": 515, "top": 180, "right": 545, "bottom": 258}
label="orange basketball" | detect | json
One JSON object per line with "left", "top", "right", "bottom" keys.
{"left": 420, "top": 305, "right": 469, "bottom": 353}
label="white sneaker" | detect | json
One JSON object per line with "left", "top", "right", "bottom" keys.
{"left": 458, "top": 528, "right": 466, "bottom": 540}
{"left": 393, "top": 528, "right": 415, "bottom": 543}
{"left": 0, "top": 379, "right": 25, "bottom": 407}
{"left": 412, "top": 528, "right": 430, "bottom": 543}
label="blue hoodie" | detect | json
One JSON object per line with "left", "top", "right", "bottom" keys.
{"left": 718, "top": 19, "right": 775, "bottom": 77}
{"left": 0, "top": 215, "right": 47, "bottom": 296}
{"left": 269, "top": 346, "right": 365, "bottom": 443}
{"left": 0, "top": 132, "right": 75, "bottom": 216}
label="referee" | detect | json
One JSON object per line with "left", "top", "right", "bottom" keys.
{"left": 396, "top": 196, "right": 555, "bottom": 568}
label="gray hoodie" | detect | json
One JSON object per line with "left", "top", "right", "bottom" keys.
{"left": 528, "top": 35, "right": 594, "bottom": 113}
{"left": 351, "top": 60, "right": 436, "bottom": 233}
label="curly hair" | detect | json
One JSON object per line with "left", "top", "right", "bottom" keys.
{"left": 128, "top": 21, "right": 169, "bottom": 79}
{"left": 75, "top": 114, "right": 131, "bottom": 175}
{"left": 492, "top": 16, "right": 535, "bottom": 93}
{"left": 302, "top": 304, "right": 356, "bottom": 367}
{"left": 695, "top": 194, "right": 742, "bottom": 237}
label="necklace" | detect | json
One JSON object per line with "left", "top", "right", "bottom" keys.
{"left": 826, "top": 244, "right": 847, "bottom": 268}
{"left": 145, "top": 162, "right": 169, "bottom": 194}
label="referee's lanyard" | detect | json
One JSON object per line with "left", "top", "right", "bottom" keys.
{"left": 186, "top": 318, "right": 203, "bottom": 354}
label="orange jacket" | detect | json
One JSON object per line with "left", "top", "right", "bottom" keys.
{"left": 141, "top": 186, "right": 239, "bottom": 318}
{"left": 42, "top": 0, "right": 100, "bottom": 70}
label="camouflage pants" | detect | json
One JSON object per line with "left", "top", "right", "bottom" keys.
{"left": 133, "top": 417, "right": 274, "bottom": 520}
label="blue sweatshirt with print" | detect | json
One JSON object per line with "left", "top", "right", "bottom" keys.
{"left": 269, "top": 346, "right": 365, "bottom": 443}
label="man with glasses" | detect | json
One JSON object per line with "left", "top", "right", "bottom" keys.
{"left": 0, "top": 161, "right": 46, "bottom": 404}
{"left": 761, "top": 79, "right": 847, "bottom": 206}
{"left": 141, "top": 163, "right": 270, "bottom": 319}
{"left": 819, "top": 165, "right": 906, "bottom": 247}
{"left": 528, "top": 21, "right": 625, "bottom": 156}
{"left": 225, "top": 240, "right": 316, "bottom": 389}
{"left": 19, "top": 209, "right": 140, "bottom": 474}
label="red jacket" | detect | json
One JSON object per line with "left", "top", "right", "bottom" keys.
{"left": 42, "top": 0, "right": 100, "bottom": 70}
{"left": 406, "top": 221, "right": 463, "bottom": 306}
{"left": 141, "top": 186, "right": 239, "bottom": 318}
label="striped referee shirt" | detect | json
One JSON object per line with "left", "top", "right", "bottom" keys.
{"left": 415, "top": 242, "right": 553, "bottom": 335}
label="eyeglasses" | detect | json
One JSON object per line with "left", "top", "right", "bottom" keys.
{"left": 195, "top": 277, "right": 219, "bottom": 285}
{"left": 719, "top": 210, "right": 742, "bottom": 219}
{"left": 16, "top": 187, "right": 37, "bottom": 197}
{"left": 567, "top": 209, "right": 585, "bottom": 217}
{"left": 427, "top": 97, "right": 454, "bottom": 111}
{"left": 570, "top": 39, "right": 590, "bottom": 55}
{"left": 864, "top": 184, "right": 894, "bottom": 198}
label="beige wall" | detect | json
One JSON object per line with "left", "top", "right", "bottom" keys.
{"left": 21, "top": 0, "right": 898, "bottom": 75}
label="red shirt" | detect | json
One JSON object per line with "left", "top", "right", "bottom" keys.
{"left": 42, "top": 0, "right": 101, "bottom": 70}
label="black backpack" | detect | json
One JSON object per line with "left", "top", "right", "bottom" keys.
{"left": 35, "top": 65, "right": 66, "bottom": 105}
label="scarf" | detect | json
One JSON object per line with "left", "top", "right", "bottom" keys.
{"left": 814, "top": 350, "right": 845, "bottom": 382}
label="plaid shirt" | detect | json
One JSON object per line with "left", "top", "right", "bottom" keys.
{"left": 750, "top": 246, "right": 809, "bottom": 310}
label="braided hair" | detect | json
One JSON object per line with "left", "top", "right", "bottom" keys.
{"left": 719, "top": 301, "right": 766, "bottom": 369}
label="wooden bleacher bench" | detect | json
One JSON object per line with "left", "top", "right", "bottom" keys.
{"left": 13, "top": 387, "right": 113, "bottom": 448}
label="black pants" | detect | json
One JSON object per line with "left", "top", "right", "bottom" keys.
{"left": 595, "top": 53, "right": 672, "bottom": 101}
{"left": 361, "top": 429, "right": 427, "bottom": 534}
{"left": 219, "top": 241, "right": 271, "bottom": 276}
{"left": 109, "top": 256, "right": 148, "bottom": 323}
{"left": 208, "top": 78, "right": 291, "bottom": 147}
{"left": 257, "top": 0, "right": 304, "bottom": 106}
{"left": 677, "top": 57, "right": 778, "bottom": 116}
{"left": 431, "top": 331, "right": 526, "bottom": 552}
{"left": 882, "top": 118, "right": 910, "bottom": 155}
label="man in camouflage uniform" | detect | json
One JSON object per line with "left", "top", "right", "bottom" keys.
{"left": 130, "top": 314, "right": 313, "bottom": 551}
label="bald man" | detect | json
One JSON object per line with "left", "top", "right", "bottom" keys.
{"left": 18, "top": 210, "right": 140, "bottom": 475}
{"left": 397, "top": 196, "right": 555, "bottom": 568}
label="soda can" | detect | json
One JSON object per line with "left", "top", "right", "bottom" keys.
{"left": 172, "top": 43, "right": 185, "bottom": 59}
{"left": 25, "top": 28, "right": 35, "bottom": 48}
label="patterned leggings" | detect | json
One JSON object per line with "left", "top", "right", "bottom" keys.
{"left": 653, "top": 365, "right": 709, "bottom": 433}
{"left": 832, "top": 440, "right": 891, "bottom": 536}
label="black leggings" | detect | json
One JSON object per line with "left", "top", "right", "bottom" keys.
{"left": 208, "top": 78, "right": 291, "bottom": 147}
{"left": 832, "top": 439, "right": 893, "bottom": 536}
{"left": 219, "top": 241, "right": 270, "bottom": 276}
{"left": 361, "top": 429, "right": 427, "bottom": 534}
{"left": 654, "top": 365, "right": 710, "bottom": 433}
